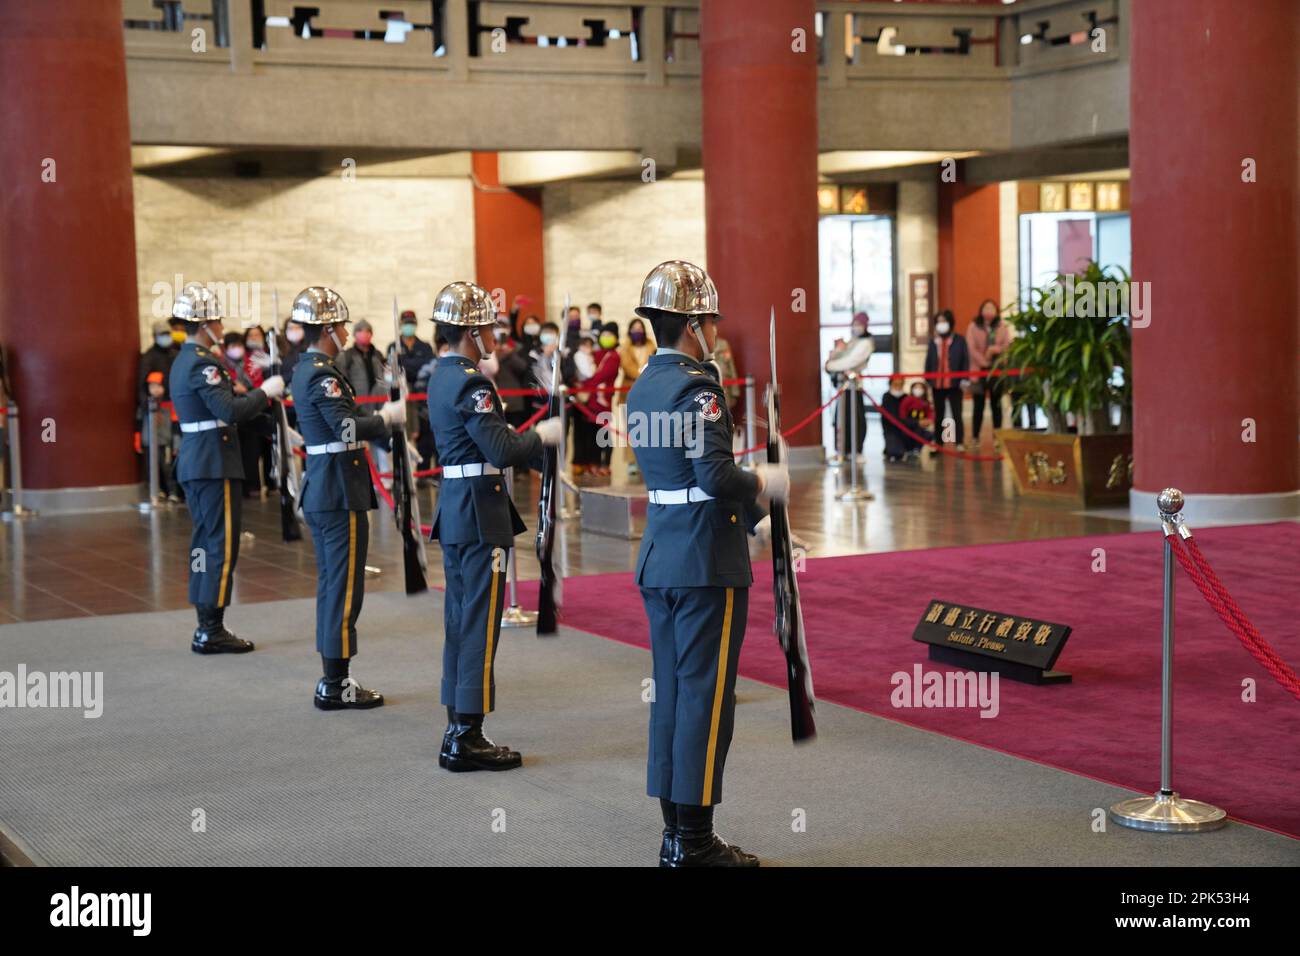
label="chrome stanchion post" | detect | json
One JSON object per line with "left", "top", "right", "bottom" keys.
{"left": 558, "top": 384, "right": 578, "bottom": 520}
{"left": 2, "top": 401, "right": 37, "bottom": 520}
{"left": 837, "top": 373, "right": 872, "bottom": 502}
{"left": 1109, "top": 488, "right": 1227, "bottom": 833}
{"left": 139, "top": 397, "right": 160, "bottom": 512}
{"left": 501, "top": 466, "right": 537, "bottom": 627}
{"left": 743, "top": 375, "right": 757, "bottom": 470}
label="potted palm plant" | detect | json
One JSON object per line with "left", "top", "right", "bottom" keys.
{"left": 996, "top": 261, "right": 1133, "bottom": 505}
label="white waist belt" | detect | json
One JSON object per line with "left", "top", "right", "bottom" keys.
{"left": 306, "top": 441, "right": 364, "bottom": 455}
{"left": 180, "top": 419, "right": 228, "bottom": 433}
{"left": 647, "top": 486, "right": 715, "bottom": 505}
{"left": 442, "top": 463, "right": 501, "bottom": 478}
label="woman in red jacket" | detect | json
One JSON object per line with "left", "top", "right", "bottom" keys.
{"left": 586, "top": 321, "right": 622, "bottom": 477}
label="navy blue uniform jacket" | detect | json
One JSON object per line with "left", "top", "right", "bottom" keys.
{"left": 169, "top": 340, "right": 270, "bottom": 482}
{"left": 627, "top": 351, "right": 765, "bottom": 589}
{"left": 426, "top": 354, "right": 543, "bottom": 548}
{"left": 292, "top": 352, "right": 390, "bottom": 513}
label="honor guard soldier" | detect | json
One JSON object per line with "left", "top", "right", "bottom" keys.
{"left": 627, "top": 260, "right": 788, "bottom": 867}
{"left": 289, "top": 287, "right": 408, "bottom": 710}
{"left": 426, "top": 282, "right": 562, "bottom": 771}
{"left": 169, "top": 283, "right": 285, "bottom": 654}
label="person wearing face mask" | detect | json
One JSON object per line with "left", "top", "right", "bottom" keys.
{"left": 587, "top": 321, "right": 622, "bottom": 476}
{"left": 488, "top": 317, "right": 532, "bottom": 430}
{"left": 900, "top": 380, "right": 936, "bottom": 458}
{"left": 966, "top": 298, "right": 1013, "bottom": 449}
{"left": 425, "top": 281, "right": 563, "bottom": 772}
{"left": 396, "top": 308, "right": 437, "bottom": 478}
{"left": 824, "top": 313, "right": 873, "bottom": 459}
{"left": 290, "top": 287, "right": 408, "bottom": 711}
{"left": 243, "top": 325, "right": 279, "bottom": 494}
{"left": 528, "top": 321, "right": 562, "bottom": 419}
{"left": 620, "top": 317, "right": 656, "bottom": 384}
{"left": 167, "top": 283, "right": 285, "bottom": 656}
{"left": 517, "top": 310, "right": 542, "bottom": 355}
{"left": 222, "top": 331, "right": 267, "bottom": 497}
{"left": 280, "top": 318, "right": 306, "bottom": 388}
{"left": 336, "top": 318, "right": 394, "bottom": 484}
{"left": 138, "top": 319, "right": 181, "bottom": 412}
{"left": 880, "top": 374, "right": 911, "bottom": 462}
{"left": 924, "top": 309, "right": 970, "bottom": 454}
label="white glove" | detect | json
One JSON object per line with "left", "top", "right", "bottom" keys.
{"left": 379, "top": 400, "right": 407, "bottom": 428}
{"left": 751, "top": 514, "right": 772, "bottom": 545}
{"left": 287, "top": 427, "right": 305, "bottom": 449}
{"left": 534, "top": 417, "right": 563, "bottom": 447}
{"left": 755, "top": 461, "right": 789, "bottom": 503}
{"left": 250, "top": 350, "right": 274, "bottom": 370}
{"left": 406, "top": 439, "right": 421, "bottom": 463}
{"left": 260, "top": 375, "right": 286, "bottom": 400}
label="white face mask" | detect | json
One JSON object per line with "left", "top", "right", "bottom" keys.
{"left": 523, "top": 322, "right": 540, "bottom": 336}
{"left": 226, "top": 346, "right": 245, "bottom": 361}
{"left": 155, "top": 334, "right": 172, "bottom": 348}
{"left": 935, "top": 321, "right": 951, "bottom": 336}
{"left": 286, "top": 327, "right": 304, "bottom": 344}
{"left": 889, "top": 387, "right": 904, "bottom": 397}
{"left": 912, "top": 389, "right": 925, "bottom": 399}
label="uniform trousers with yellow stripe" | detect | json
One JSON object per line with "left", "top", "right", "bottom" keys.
{"left": 182, "top": 477, "right": 242, "bottom": 608}
{"left": 304, "top": 509, "right": 369, "bottom": 659}
{"left": 440, "top": 542, "right": 508, "bottom": 715}
{"left": 640, "top": 585, "right": 749, "bottom": 807}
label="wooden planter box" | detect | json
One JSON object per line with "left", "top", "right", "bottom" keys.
{"left": 995, "top": 429, "right": 1133, "bottom": 506}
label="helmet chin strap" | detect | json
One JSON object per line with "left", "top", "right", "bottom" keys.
{"left": 328, "top": 326, "right": 345, "bottom": 352}
{"left": 201, "top": 322, "right": 222, "bottom": 348}
{"left": 689, "top": 317, "right": 714, "bottom": 363}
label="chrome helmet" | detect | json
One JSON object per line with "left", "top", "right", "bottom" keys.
{"left": 635, "top": 260, "right": 721, "bottom": 321}
{"left": 291, "top": 286, "right": 350, "bottom": 325}
{"left": 171, "top": 282, "right": 222, "bottom": 322}
{"left": 432, "top": 281, "right": 495, "bottom": 327}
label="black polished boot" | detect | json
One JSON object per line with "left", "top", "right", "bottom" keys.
{"left": 659, "top": 799, "right": 678, "bottom": 867}
{"left": 313, "top": 657, "right": 384, "bottom": 710}
{"left": 667, "top": 805, "right": 759, "bottom": 867}
{"left": 442, "top": 713, "right": 522, "bottom": 772}
{"left": 438, "top": 705, "right": 457, "bottom": 768}
{"left": 191, "top": 605, "right": 255, "bottom": 654}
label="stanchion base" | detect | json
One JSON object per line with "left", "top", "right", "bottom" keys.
{"left": 137, "top": 502, "right": 155, "bottom": 514}
{"left": 2, "top": 506, "right": 39, "bottom": 521}
{"left": 501, "top": 605, "right": 538, "bottom": 628}
{"left": 1109, "top": 791, "right": 1228, "bottom": 833}
{"left": 836, "top": 489, "right": 874, "bottom": 502}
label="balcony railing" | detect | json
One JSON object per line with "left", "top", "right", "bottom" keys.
{"left": 122, "top": 0, "right": 1125, "bottom": 85}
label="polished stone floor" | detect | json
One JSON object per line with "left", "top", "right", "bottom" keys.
{"left": 0, "top": 431, "right": 1141, "bottom": 624}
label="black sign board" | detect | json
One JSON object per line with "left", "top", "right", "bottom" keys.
{"left": 911, "top": 599, "right": 1073, "bottom": 684}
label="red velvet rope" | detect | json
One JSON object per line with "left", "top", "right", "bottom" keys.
{"left": 1166, "top": 533, "right": 1300, "bottom": 701}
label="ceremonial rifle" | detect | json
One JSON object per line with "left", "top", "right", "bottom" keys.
{"left": 389, "top": 298, "right": 429, "bottom": 594}
{"left": 535, "top": 323, "right": 563, "bottom": 635}
{"left": 767, "top": 308, "right": 816, "bottom": 742}
{"left": 268, "top": 290, "right": 302, "bottom": 541}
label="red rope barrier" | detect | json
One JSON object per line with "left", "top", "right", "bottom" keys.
{"left": 1167, "top": 533, "right": 1300, "bottom": 701}
{"left": 860, "top": 389, "right": 1004, "bottom": 462}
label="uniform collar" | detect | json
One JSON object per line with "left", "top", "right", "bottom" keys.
{"left": 439, "top": 354, "right": 476, "bottom": 369}
{"left": 648, "top": 348, "right": 705, "bottom": 370}
{"left": 307, "top": 347, "right": 336, "bottom": 366}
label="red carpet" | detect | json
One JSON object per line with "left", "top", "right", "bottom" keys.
{"left": 519, "top": 523, "right": 1300, "bottom": 839}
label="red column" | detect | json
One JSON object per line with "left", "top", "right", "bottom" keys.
{"left": 937, "top": 182, "right": 1001, "bottom": 335}
{"left": 1130, "top": 0, "right": 1298, "bottom": 513}
{"left": 0, "top": 1, "right": 140, "bottom": 495}
{"left": 471, "top": 152, "right": 547, "bottom": 329}
{"left": 702, "top": 0, "right": 820, "bottom": 445}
